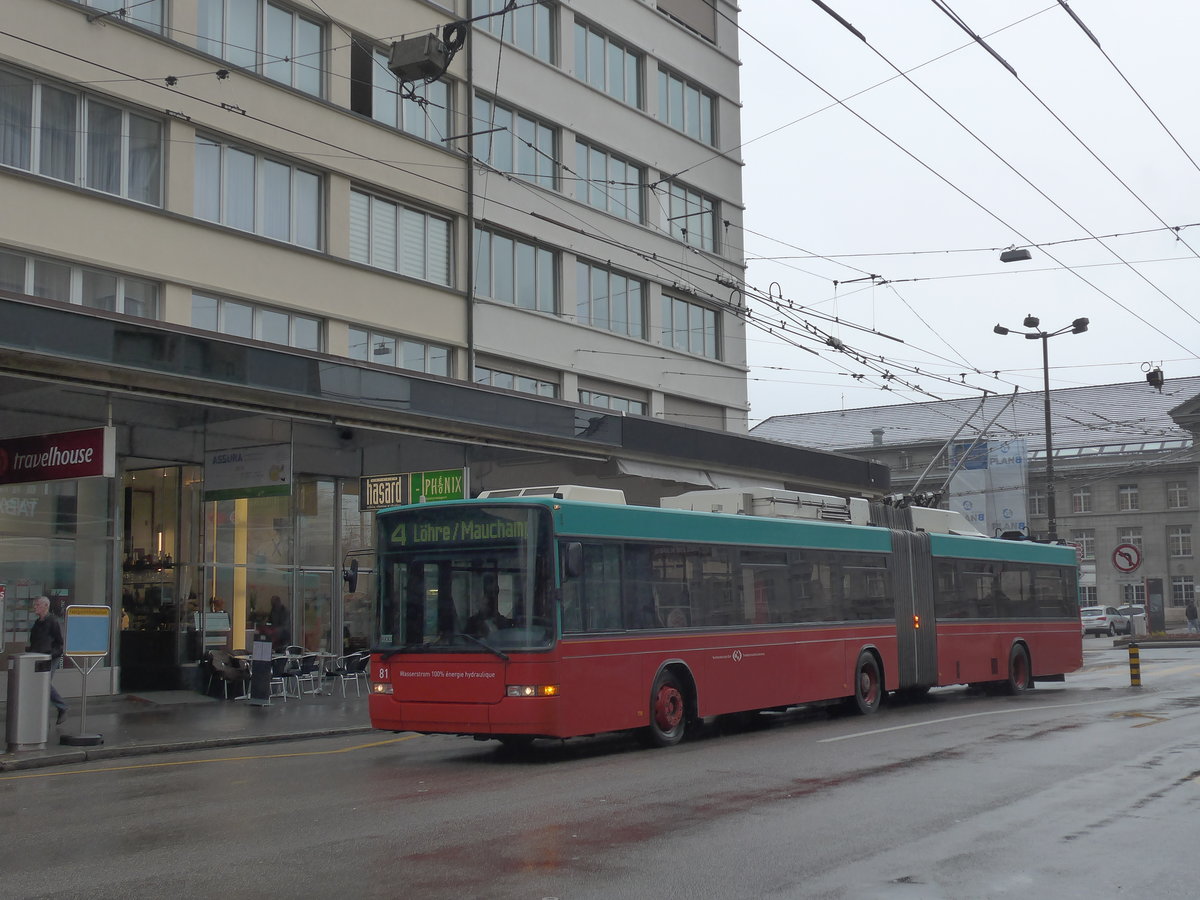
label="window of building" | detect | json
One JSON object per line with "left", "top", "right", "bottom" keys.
{"left": 474, "top": 0, "right": 555, "bottom": 63}
{"left": 1171, "top": 575, "right": 1195, "bottom": 608}
{"left": 1, "top": 247, "right": 159, "bottom": 319}
{"left": 348, "top": 327, "right": 450, "bottom": 376}
{"left": 574, "top": 21, "right": 641, "bottom": 107}
{"left": 664, "top": 180, "right": 716, "bottom": 252}
{"left": 897, "top": 452, "right": 912, "bottom": 472}
{"left": 473, "top": 227, "right": 556, "bottom": 312}
{"left": 1079, "top": 586, "right": 1097, "bottom": 606}
{"left": 349, "top": 189, "right": 450, "bottom": 285}
{"left": 657, "top": 0, "right": 718, "bottom": 43}
{"left": 472, "top": 96, "right": 556, "bottom": 189}
{"left": 84, "top": 0, "right": 164, "bottom": 32}
{"left": 474, "top": 366, "right": 557, "bottom": 398}
{"left": 349, "top": 43, "right": 450, "bottom": 140}
{"left": 192, "top": 292, "right": 321, "bottom": 350}
{"left": 661, "top": 295, "right": 718, "bottom": 358}
{"left": 1071, "top": 485, "right": 1092, "bottom": 513}
{"left": 1028, "top": 490, "right": 1045, "bottom": 516}
{"left": 580, "top": 390, "right": 645, "bottom": 416}
{"left": 1169, "top": 525, "right": 1192, "bottom": 558}
{"left": 574, "top": 140, "right": 643, "bottom": 222}
{"left": 575, "top": 260, "right": 644, "bottom": 338}
{"left": 657, "top": 67, "right": 715, "bottom": 145}
{"left": 1122, "top": 583, "right": 1146, "bottom": 603}
{"left": 1069, "top": 529, "right": 1095, "bottom": 560}
{"left": 1167, "top": 480, "right": 1190, "bottom": 509}
{"left": 0, "top": 68, "right": 162, "bottom": 205}
{"left": 1118, "top": 527, "right": 1143, "bottom": 550}
{"left": 195, "top": 138, "right": 321, "bottom": 249}
{"left": 198, "top": 0, "right": 324, "bottom": 96}
{"left": 1117, "top": 483, "right": 1139, "bottom": 511}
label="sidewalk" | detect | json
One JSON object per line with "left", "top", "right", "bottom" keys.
{"left": 1, "top": 687, "right": 373, "bottom": 772}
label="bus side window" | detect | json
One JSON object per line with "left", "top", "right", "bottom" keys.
{"left": 562, "top": 575, "right": 583, "bottom": 633}
{"left": 574, "top": 543, "right": 623, "bottom": 631}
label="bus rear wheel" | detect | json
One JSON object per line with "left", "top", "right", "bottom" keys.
{"left": 850, "top": 652, "right": 883, "bottom": 715}
{"left": 643, "top": 670, "right": 688, "bottom": 747}
{"left": 1003, "top": 644, "right": 1033, "bottom": 695}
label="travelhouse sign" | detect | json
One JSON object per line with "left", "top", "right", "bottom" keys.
{"left": 0, "top": 427, "right": 116, "bottom": 486}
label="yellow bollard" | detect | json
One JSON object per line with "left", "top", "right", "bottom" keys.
{"left": 1128, "top": 644, "right": 1141, "bottom": 687}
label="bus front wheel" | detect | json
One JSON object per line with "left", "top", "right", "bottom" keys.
{"left": 850, "top": 652, "right": 883, "bottom": 715}
{"left": 1003, "top": 644, "right": 1033, "bottom": 694}
{"left": 643, "top": 670, "right": 688, "bottom": 747}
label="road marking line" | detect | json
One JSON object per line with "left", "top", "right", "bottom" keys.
{"left": 818, "top": 696, "right": 1148, "bottom": 743}
{"left": 1111, "top": 711, "right": 1168, "bottom": 727}
{"left": 0, "top": 735, "right": 418, "bottom": 781}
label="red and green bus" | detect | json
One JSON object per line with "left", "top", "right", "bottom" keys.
{"left": 367, "top": 488, "right": 1081, "bottom": 747}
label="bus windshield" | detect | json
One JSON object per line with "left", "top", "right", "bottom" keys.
{"left": 375, "top": 504, "right": 553, "bottom": 654}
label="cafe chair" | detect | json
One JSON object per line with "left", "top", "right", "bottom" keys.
{"left": 269, "top": 654, "right": 300, "bottom": 701}
{"left": 328, "top": 651, "right": 370, "bottom": 697}
{"left": 206, "top": 648, "right": 251, "bottom": 700}
{"left": 293, "top": 651, "right": 322, "bottom": 695}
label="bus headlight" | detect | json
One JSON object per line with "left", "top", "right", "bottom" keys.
{"left": 506, "top": 684, "right": 560, "bottom": 698}
{"left": 371, "top": 682, "right": 394, "bottom": 694}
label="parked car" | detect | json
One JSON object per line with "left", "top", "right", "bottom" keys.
{"left": 1081, "top": 605, "right": 1129, "bottom": 636}
{"left": 1118, "top": 604, "right": 1148, "bottom": 633}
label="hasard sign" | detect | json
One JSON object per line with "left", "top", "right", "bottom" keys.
{"left": 0, "top": 427, "right": 115, "bottom": 486}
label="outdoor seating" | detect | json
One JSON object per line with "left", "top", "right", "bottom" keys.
{"left": 327, "top": 651, "right": 370, "bottom": 697}
{"left": 269, "top": 654, "right": 299, "bottom": 701}
{"left": 293, "top": 651, "right": 322, "bottom": 695}
{"left": 206, "top": 648, "right": 251, "bottom": 700}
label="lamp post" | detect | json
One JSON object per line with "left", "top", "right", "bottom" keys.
{"left": 993, "top": 315, "right": 1089, "bottom": 541}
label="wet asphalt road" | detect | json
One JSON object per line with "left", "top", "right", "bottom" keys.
{"left": 4, "top": 643, "right": 1198, "bottom": 899}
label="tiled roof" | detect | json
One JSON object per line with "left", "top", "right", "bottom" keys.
{"left": 751, "top": 377, "right": 1200, "bottom": 452}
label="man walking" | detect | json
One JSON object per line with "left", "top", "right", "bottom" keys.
{"left": 1186, "top": 597, "right": 1199, "bottom": 634}
{"left": 28, "top": 596, "right": 69, "bottom": 724}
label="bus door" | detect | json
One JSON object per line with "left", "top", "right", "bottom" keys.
{"left": 891, "top": 530, "right": 937, "bottom": 689}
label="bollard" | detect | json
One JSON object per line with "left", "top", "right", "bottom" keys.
{"left": 1128, "top": 643, "right": 1141, "bottom": 687}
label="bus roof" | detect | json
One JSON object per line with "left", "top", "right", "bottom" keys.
{"left": 380, "top": 496, "right": 1078, "bottom": 565}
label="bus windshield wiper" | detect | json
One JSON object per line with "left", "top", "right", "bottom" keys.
{"left": 455, "top": 632, "right": 509, "bottom": 661}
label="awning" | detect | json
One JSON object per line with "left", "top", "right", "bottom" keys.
{"left": 614, "top": 459, "right": 784, "bottom": 490}
{"left": 708, "top": 471, "right": 785, "bottom": 490}
{"left": 615, "top": 458, "right": 714, "bottom": 486}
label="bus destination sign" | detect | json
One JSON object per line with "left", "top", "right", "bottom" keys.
{"left": 389, "top": 514, "right": 527, "bottom": 548}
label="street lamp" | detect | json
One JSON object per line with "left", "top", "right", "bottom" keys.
{"left": 993, "top": 315, "right": 1090, "bottom": 541}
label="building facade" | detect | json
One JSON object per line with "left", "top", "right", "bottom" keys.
{"left": 753, "top": 378, "right": 1200, "bottom": 627}
{"left": 2, "top": 1, "right": 894, "bottom": 693}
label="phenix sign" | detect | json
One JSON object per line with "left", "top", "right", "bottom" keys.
{"left": 0, "top": 427, "right": 115, "bottom": 486}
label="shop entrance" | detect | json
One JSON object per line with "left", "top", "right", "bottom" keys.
{"left": 118, "top": 465, "right": 200, "bottom": 691}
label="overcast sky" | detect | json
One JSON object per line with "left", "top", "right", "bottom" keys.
{"left": 734, "top": 1, "right": 1200, "bottom": 426}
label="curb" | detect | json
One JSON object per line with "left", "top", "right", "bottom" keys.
{"left": 0, "top": 725, "right": 375, "bottom": 772}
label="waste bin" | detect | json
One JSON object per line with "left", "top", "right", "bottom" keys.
{"left": 6, "top": 652, "right": 52, "bottom": 752}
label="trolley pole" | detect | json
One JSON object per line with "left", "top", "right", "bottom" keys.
{"left": 1128, "top": 643, "right": 1141, "bottom": 687}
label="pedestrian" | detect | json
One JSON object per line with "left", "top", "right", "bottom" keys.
{"left": 1186, "top": 598, "right": 1199, "bottom": 633}
{"left": 267, "top": 595, "right": 291, "bottom": 651}
{"left": 28, "top": 595, "right": 69, "bottom": 725}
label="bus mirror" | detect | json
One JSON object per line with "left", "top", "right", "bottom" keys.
{"left": 563, "top": 542, "right": 583, "bottom": 579}
{"left": 343, "top": 557, "right": 360, "bottom": 593}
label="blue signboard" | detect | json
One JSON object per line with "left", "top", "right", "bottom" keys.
{"left": 65, "top": 605, "right": 111, "bottom": 656}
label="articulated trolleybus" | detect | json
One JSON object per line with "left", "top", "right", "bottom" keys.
{"left": 368, "top": 485, "right": 1081, "bottom": 748}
